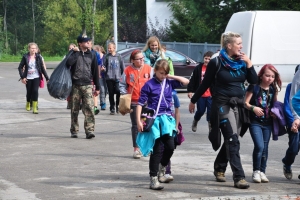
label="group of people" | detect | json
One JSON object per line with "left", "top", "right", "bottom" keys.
{"left": 18, "top": 32, "right": 300, "bottom": 191}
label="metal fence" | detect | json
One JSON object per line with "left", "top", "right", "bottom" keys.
{"left": 115, "top": 41, "right": 220, "bottom": 62}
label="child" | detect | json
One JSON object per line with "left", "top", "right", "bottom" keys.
{"left": 282, "top": 65, "right": 300, "bottom": 179}
{"left": 143, "top": 36, "right": 164, "bottom": 67}
{"left": 136, "top": 59, "right": 189, "bottom": 190}
{"left": 244, "top": 64, "right": 281, "bottom": 183}
{"left": 103, "top": 42, "right": 125, "bottom": 115}
{"left": 187, "top": 51, "right": 214, "bottom": 132}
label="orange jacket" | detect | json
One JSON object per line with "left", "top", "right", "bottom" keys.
{"left": 119, "top": 64, "right": 153, "bottom": 103}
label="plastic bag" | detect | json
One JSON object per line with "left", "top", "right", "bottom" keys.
{"left": 47, "top": 52, "right": 72, "bottom": 99}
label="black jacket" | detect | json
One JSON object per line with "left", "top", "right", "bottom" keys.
{"left": 18, "top": 53, "right": 49, "bottom": 81}
{"left": 187, "top": 62, "right": 205, "bottom": 93}
{"left": 66, "top": 50, "right": 100, "bottom": 90}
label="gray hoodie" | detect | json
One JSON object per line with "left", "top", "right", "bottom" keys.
{"left": 103, "top": 53, "right": 124, "bottom": 81}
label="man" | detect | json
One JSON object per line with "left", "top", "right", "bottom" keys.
{"left": 66, "top": 34, "right": 100, "bottom": 139}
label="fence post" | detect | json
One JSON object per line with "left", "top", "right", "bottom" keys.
{"left": 188, "top": 42, "right": 191, "bottom": 58}
{"left": 204, "top": 42, "right": 208, "bottom": 54}
{"left": 173, "top": 41, "right": 176, "bottom": 49}
{"left": 126, "top": 41, "right": 128, "bottom": 49}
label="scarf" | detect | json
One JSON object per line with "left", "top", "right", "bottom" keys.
{"left": 144, "top": 48, "right": 161, "bottom": 67}
{"left": 219, "top": 48, "right": 246, "bottom": 77}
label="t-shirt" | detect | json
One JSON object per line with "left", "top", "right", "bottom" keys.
{"left": 247, "top": 84, "right": 275, "bottom": 125}
{"left": 27, "top": 59, "right": 40, "bottom": 79}
{"left": 201, "top": 65, "right": 211, "bottom": 97}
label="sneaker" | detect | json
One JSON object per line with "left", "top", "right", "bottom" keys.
{"left": 213, "top": 171, "right": 226, "bottom": 182}
{"left": 158, "top": 163, "right": 166, "bottom": 178}
{"left": 94, "top": 106, "right": 100, "bottom": 115}
{"left": 133, "top": 150, "right": 142, "bottom": 159}
{"left": 234, "top": 179, "right": 250, "bottom": 189}
{"left": 252, "top": 170, "right": 261, "bottom": 183}
{"left": 71, "top": 133, "right": 78, "bottom": 138}
{"left": 150, "top": 176, "right": 164, "bottom": 190}
{"left": 110, "top": 109, "right": 115, "bottom": 115}
{"left": 159, "top": 174, "right": 174, "bottom": 183}
{"left": 192, "top": 119, "right": 198, "bottom": 132}
{"left": 100, "top": 103, "right": 106, "bottom": 110}
{"left": 86, "top": 133, "right": 95, "bottom": 139}
{"left": 260, "top": 172, "right": 269, "bottom": 183}
{"left": 283, "top": 164, "right": 292, "bottom": 180}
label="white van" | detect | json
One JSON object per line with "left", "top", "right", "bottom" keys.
{"left": 225, "top": 11, "right": 300, "bottom": 84}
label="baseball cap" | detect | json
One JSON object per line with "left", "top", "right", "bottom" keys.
{"left": 77, "top": 34, "right": 91, "bottom": 43}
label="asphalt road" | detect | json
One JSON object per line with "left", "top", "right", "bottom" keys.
{"left": 0, "top": 62, "right": 299, "bottom": 200}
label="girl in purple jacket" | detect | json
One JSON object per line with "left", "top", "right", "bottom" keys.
{"left": 136, "top": 59, "right": 189, "bottom": 190}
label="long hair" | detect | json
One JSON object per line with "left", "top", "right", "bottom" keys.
{"left": 257, "top": 64, "right": 282, "bottom": 92}
{"left": 143, "top": 36, "right": 162, "bottom": 53}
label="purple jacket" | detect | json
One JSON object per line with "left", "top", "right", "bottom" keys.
{"left": 138, "top": 77, "right": 182, "bottom": 115}
{"left": 271, "top": 101, "right": 287, "bottom": 140}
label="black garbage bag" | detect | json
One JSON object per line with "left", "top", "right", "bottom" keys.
{"left": 47, "top": 52, "right": 72, "bottom": 99}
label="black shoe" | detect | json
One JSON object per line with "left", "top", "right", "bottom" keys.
{"left": 86, "top": 133, "right": 95, "bottom": 139}
{"left": 94, "top": 106, "right": 100, "bottom": 115}
{"left": 71, "top": 133, "right": 78, "bottom": 138}
{"left": 110, "top": 109, "right": 115, "bottom": 115}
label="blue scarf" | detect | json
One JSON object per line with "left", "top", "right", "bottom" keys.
{"left": 144, "top": 48, "right": 161, "bottom": 67}
{"left": 219, "top": 48, "right": 246, "bottom": 77}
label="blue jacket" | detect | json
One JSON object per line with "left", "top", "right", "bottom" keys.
{"left": 284, "top": 83, "right": 294, "bottom": 128}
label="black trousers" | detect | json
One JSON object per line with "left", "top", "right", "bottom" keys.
{"left": 214, "top": 105, "right": 245, "bottom": 181}
{"left": 149, "top": 134, "right": 174, "bottom": 177}
{"left": 106, "top": 79, "right": 120, "bottom": 111}
{"left": 26, "top": 77, "right": 40, "bottom": 102}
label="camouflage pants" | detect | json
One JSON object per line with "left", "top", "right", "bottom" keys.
{"left": 70, "top": 85, "right": 95, "bottom": 134}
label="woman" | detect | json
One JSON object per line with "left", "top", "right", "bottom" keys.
{"left": 245, "top": 64, "right": 281, "bottom": 183}
{"left": 103, "top": 42, "right": 125, "bottom": 115}
{"left": 18, "top": 42, "right": 49, "bottom": 114}
{"left": 119, "top": 50, "right": 153, "bottom": 159}
{"left": 143, "top": 36, "right": 164, "bottom": 67}
{"left": 94, "top": 45, "right": 108, "bottom": 111}
{"left": 188, "top": 31, "right": 258, "bottom": 189}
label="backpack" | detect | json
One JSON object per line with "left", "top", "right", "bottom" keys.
{"left": 209, "top": 56, "right": 221, "bottom": 95}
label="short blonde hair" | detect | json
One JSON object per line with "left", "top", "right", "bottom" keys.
{"left": 220, "top": 31, "right": 241, "bottom": 49}
{"left": 154, "top": 59, "right": 170, "bottom": 74}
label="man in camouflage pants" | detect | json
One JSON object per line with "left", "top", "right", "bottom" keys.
{"left": 66, "top": 34, "right": 100, "bottom": 139}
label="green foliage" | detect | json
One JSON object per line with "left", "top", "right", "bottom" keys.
{"left": 167, "top": 0, "right": 300, "bottom": 43}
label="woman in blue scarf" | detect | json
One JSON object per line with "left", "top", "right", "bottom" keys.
{"left": 188, "top": 31, "right": 258, "bottom": 189}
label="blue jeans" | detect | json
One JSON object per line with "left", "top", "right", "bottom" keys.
{"left": 99, "top": 77, "right": 107, "bottom": 105}
{"left": 282, "top": 129, "right": 300, "bottom": 167}
{"left": 249, "top": 123, "right": 272, "bottom": 173}
{"left": 194, "top": 97, "right": 212, "bottom": 121}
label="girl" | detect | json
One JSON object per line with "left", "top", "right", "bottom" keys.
{"left": 136, "top": 59, "right": 189, "bottom": 190}
{"left": 119, "top": 50, "right": 153, "bottom": 159}
{"left": 188, "top": 31, "right": 257, "bottom": 189}
{"left": 18, "top": 42, "right": 49, "bottom": 114}
{"left": 245, "top": 64, "right": 281, "bottom": 183}
{"left": 103, "top": 42, "right": 125, "bottom": 115}
{"left": 143, "top": 36, "right": 164, "bottom": 67}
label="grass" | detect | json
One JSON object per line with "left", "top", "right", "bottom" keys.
{"left": 0, "top": 54, "right": 63, "bottom": 62}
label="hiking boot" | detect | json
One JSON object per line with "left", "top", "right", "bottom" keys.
{"left": 214, "top": 171, "right": 226, "bottom": 182}
{"left": 133, "top": 150, "right": 142, "bottom": 159}
{"left": 100, "top": 103, "right": 106, "bottom": 110}
{"left": 94, "top": 106, "right": 100, "bottom": 115}
{"left": 192, "top": 119, "right": 198, "bottom": 132}
{"left": 71, "top": 133, "right": 78, "bottom": 138}
{"left": 234, "top": 179, "right": 250, "bottom": 189}
{"left": 158, "top": 163, "right": 166, "bottom": 178}
{"left": 159, "top": 174, "right": 174, "bottom": 183}
{"left": 252, "top": 170, "right": 261, "bottom": 183}
{"left": 150, "top": 176, "right": 164, "bottom": 190}
{"left": 260, "top": 172, "right": 269, "bottom": 183}
{"left": 110, "top": 109, "right": 115, "bottom": 115}
{"left": 86, "top": 133, "right": 95, "bottom": 139}
{"left": 283, "top": 164, "right": 292, "bottom": 180}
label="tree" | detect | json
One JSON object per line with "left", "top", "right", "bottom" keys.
{"left": 167, "top": 0, "right": 260, "bottom": 43}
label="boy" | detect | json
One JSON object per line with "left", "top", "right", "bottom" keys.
{"left": 187, "top": 51, "right": 214, "bottom": 132}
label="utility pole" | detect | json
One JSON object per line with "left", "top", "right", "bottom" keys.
{"left": 113, "top": 0, "right": 118, "bottom": 50}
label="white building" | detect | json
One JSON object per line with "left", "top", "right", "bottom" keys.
{"left": 146, "top": 0, "right": 173, "bottom": 33}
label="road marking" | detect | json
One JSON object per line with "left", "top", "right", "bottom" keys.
{"left": 0, "top": 178, "right": 40, "bottom": 200}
